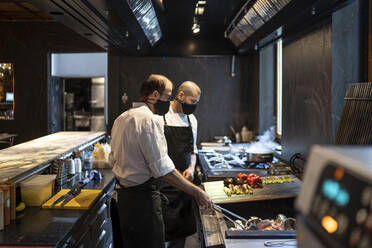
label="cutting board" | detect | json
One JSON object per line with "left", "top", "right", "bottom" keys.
{"left": 42, "top": 189, "right": 103, "bottom": 210}
{"left": 203, "top": 176, "right": 301, "bottom": 204}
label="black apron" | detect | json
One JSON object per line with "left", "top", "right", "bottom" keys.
{"left": 115, "top": 178, "right": 165, "bottom": 248}
{"left": 160, "top": 114, "right": 196, "bottom": 241}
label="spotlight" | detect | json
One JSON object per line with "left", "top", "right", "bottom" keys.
{"left": 192, "top": 24, "right": 200, "bottom": 34}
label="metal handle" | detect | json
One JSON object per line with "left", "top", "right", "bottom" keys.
{"left": 213, "top": 204, "right": 247, "bottom": 222}
{"left": 264, "top": 240, "right": 297, "bottom": 247}
{"left": 213, "top": 207, "right": 245, "bottom": 229}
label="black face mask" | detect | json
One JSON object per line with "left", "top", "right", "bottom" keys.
{"left": 154, "top": 100, "right": 170, "bottom": 115}
{"left": 181, "top": 102, "right": 197, "bottom": 115}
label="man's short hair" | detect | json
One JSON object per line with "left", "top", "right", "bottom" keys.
{"left": 140, "top": 74, "right": 171, "bottom": 97}
{"left": 177, "top": 81, "right": 201, "bottom": 96}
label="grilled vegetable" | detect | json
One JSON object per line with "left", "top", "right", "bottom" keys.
{"left": 223, "top": 186, "right": 232, "bottom": 196}
{"left": 233, "top": 177, "right": 243, "bottom": 185}
{"left": 229, "top": 184, "right": 235, "bottom": 193}
{"left": 234, "top": 185, "right": 243, "bottom": 195}
{"left": 246, "top": 174, "right": 263, "bottom": 188}
{"left": 224, "top": 177, "right": 234, "bottom": 187}
{"left": 241, "top": 184, "right": 253, "bottom": 194}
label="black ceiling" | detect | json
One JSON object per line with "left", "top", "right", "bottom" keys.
{"left": 159, "top": 0, "right": 246, "bottom": 41}
{"left": 23, "top": 0, "right": 356, "bottom": 56}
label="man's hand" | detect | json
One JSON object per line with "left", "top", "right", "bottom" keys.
{"left": 194, "top": 188, "right": 213, "bottom": 209}
{"left": 162, "top": 170, "right": 212, "bottom": 209}
{"left": 182, "top": 167, "right": 194, "bottom": 182}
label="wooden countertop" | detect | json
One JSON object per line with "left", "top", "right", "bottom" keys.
{"left": 0, "top": 131, "right": 105, "bottom": 183}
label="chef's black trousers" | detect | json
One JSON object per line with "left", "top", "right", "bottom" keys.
{"left": 115, "top": 178, "right": 164, "bottom": 248}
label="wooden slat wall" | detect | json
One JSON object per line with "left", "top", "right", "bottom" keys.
{"left": 281, "top": 24, "right": 333, "bottom": 161}
{"left": 369, "top": 0, "right": 372, "bottom": 81}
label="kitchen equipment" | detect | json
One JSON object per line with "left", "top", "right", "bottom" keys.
{"left": 65, "top": 158, "right": 75, "bottom": 175}
{"left": 295, "top": 145, "right": 372, "bottom": 248}
{"left": 20, "top": 175, "right": 56, "bottom": 206}
{"left": 213, "top": 204, "right": 248, "bottom": 224}
{"left": 246, "top": 149, "right": 274, "bottom": 163}
{"left": 91, "top": 77, "right": 104, "bottom": 108}
{"left": 90, "top": 115, "right": 105, "bottom": 131}
{"left": 216, "top": 198, "right": 297, "bottom": 239}
{"left": 49, "top": 182, "right": 86, "bottom": 208}
{"left": 42, "top": 189, "right": 102, "bottom": 210}
{"left": 203, "top": 176, "right": 300, "bottom": 204}
{"left": 268, "top": 162, "right": 293, "bottom": 175}
{"left": 74, "top": 158, "right": 82, "bottom": 173}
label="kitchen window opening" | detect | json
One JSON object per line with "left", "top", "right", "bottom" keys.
{"left": 275, "top": 39, "right": 283, "bottom": 140}
{"left": 0, "top": 63, "right": 15, "bottom": 120}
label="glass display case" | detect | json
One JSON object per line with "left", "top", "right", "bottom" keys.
{"left": 0, "top": 63, "right": 14, "bottom": 120}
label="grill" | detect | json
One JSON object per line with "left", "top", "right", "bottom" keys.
{"left": 335, "top": 82, "right": 372, "bottom": 145}
{"left": 216, "top": 198, "right": 296, "bottom": 240}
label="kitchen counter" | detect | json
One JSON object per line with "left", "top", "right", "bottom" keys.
{"left": 0, "top": 131, "right": 105, "bottom": 183}
{"left": 0, "top": 169, "right": 115, "bottom": 247}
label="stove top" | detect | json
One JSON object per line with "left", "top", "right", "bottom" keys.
{"left": 200, "top": 150, "right": 274, "bottom": 171}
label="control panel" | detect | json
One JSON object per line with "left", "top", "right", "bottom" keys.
{"left": 295, "top": 146, "right": 372, "bottom": 248}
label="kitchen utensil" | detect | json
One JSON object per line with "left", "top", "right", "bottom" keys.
{"left": 246, "top": 150, "right": 274, "bottom": 163}
{"left": 213, "top": 204, "right": 248, "bottom": 222}
{"left": 49, "top": 182, "right": 87, "bottom": 208}
{"left": 43, "top": 189, "right": 102, "bottom": 210}
{"left": 60, "top": 186, "right": 82, "bottom": 207}
{"left": 264, "top": 239, "right": 297, "bottom": 247}
{"left": 213, "top": 203, "right": 247, "bottom": 229}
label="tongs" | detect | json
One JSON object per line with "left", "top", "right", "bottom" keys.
{"left": 50, "top": 182, "right": 87, "bottom": 208}
{"left": 264, "top": 240, "right": 297, "bottom": 247}
{"left": 213, "top": 204, "right": 247, "bottom": 229}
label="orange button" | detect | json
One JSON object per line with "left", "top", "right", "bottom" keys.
{"left": 322, "top": 216, "right": 338, "bottom": 234}
{"left": 334, "top": 167, "right": 344, "bottom": 181}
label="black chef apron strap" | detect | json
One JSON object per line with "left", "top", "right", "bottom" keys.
{"left": 116, "top": 178, "right": 165, "bottom": 248}
{"left": 161, "top": 114, "right": 196, "bottom": 241}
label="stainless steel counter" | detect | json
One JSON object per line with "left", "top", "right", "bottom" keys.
{"left": 0, "top": 131, "right": 105, "bottom": 183}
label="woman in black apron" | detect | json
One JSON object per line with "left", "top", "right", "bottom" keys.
{"left": 161, "top": 114, "right": 196, "bottom": 247}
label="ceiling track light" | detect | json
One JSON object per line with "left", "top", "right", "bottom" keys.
{"left": 192, "top": 17, "right": 200, "bottom": 34}
{"left": 192, "top": 1, "right": 206, "bottom": 33}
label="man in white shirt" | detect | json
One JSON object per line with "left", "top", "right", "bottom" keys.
{"left": 109, "top": 75, "right": 212, "bottom": 248}
{"left": 160, "top": 81, "right": 201, "bottom": 248}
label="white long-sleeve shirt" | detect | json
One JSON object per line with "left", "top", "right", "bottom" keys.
{"left": 109, "top": 102, "right": 175, "bottom": 187}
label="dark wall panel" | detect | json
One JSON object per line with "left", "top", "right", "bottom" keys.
{"left": 259, "top": 44, "right": 275, "bottom": 134}
{"left": 332, "top": 0, "right": 362, "bottom": 141}
{"left": 0, "top": 22, "right": 103, "bottom": 144}
{"left": 108, "top": 54, "right": 259, "bottom": 143}
{"left": 282, "top": 24, "right": 332, "bottom": 161}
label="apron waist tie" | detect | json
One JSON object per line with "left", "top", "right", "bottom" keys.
{"left": 154, "top": 191, "right": 169, "bottom": 205}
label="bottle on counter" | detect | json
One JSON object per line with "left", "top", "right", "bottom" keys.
{"left": 241, "top": 126, "right": 253, "bottom": 142}
{"left": 74, "top": 158, "right": 82, "bottom": 173}
{"left": 0, "top": 184, "right": 10, "bottom": 227}
{"left": 66, "top": 158, "right": 75, "bottom": 175}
